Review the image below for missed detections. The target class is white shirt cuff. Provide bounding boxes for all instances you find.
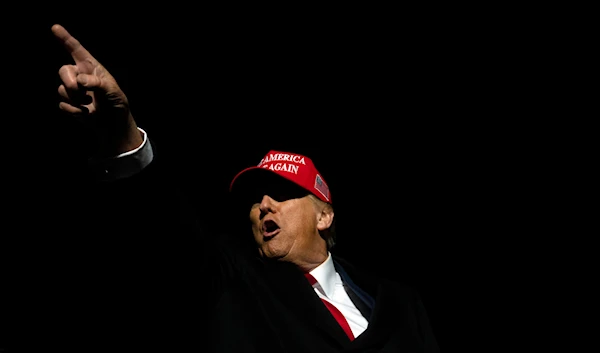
[88,127,154,181]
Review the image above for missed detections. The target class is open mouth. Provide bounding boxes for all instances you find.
[262,220,280,238]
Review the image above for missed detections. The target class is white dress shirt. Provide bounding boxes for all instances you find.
[307,252,369,338]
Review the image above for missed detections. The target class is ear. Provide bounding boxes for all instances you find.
[316,206,334,231]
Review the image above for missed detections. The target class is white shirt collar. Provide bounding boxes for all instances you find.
[307,252,338,298]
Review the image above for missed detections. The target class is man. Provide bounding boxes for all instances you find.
[49,23,439,353]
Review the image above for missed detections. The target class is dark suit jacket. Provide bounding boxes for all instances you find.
[207,239,440,352]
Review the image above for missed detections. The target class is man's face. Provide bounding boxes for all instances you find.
[247,181,328,266]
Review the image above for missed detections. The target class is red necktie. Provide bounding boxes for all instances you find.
[305,273,355,341]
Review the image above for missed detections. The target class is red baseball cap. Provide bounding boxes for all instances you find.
[229,150,332,203]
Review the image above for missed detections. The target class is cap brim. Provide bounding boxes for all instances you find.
[229,167,309,204]
[229,166,273,193]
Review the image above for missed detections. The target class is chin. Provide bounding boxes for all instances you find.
[260,246,288,261]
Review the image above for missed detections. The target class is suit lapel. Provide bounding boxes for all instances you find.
[261,260,354,347]
[334,259,375,320]
[332,256,406,349]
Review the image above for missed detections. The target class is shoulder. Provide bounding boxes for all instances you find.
[333,254,420,296]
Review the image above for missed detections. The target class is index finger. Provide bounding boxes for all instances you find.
[51,24,94,65]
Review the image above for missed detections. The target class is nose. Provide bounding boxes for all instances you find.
[259,195,277,216]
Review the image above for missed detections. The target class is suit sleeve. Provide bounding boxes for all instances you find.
[22,128,227,350]
[80,128,246,305]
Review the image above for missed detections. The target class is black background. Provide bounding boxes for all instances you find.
[4,7,579,351]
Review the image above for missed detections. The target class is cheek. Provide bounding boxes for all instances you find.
[250,221,259,233]
[248,207,259,226]
[288,210,318,234]
[249,210,262,240]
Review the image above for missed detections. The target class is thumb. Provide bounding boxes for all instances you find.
[76,73,122,98]
[75,72,128,110]
[76,73,103,90]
